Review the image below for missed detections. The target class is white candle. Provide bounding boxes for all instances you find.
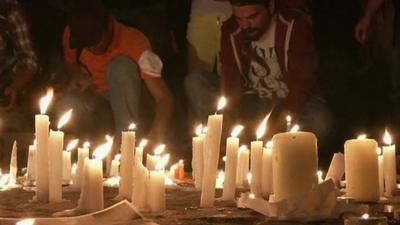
[109,154,121,177]
[192,124,205,189]
[132,159,149,211]
[378,148,384,196]
[222,125,243,200]
[325,152,345,185]
[250,114,270,197]
[135,139,148,165]
[345,135,380,202]
[35,89,53,202]
[8,141,17,186]
[383,130,396,196]
[48,130,64,203]
[27,143,36,181]
[119,123,136,200]
[200,97,225,208]
[215,170,224,189]
[146,144,165,170]
[261,141,273,197]
[62,139,78,183]
[78,137,113,213]
[74,142,90,188]
[236,145,250,187]
[272,127,318,202]
[148,154,169,212]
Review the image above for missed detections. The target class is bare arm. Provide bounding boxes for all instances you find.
[144,78,174,143]
[355,0,384,44]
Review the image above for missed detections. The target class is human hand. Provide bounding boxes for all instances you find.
[0,87,17,112]
[355,15,372,44]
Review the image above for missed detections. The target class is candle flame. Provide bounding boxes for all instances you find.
[222,156,227,162]
[249,193,256,199]
[155,154,170,170]
[154,144,165,155]
[218,170,225,180]
[165,177,174,185]
[286,115,292,123]
[179,159,184,164]
[66,139,79,152]
[231,125,244,138]
[39,88,53,114]
[33,139,37,146]
[83,141,90,148]
[256,112,271,139]
[139,139,148,148]
[317,170,324,183]
[265,141,273,149]
[71,163,77,175]
[128,123,136,131]
[216,97,227,112]
[105,135,113,142]
[357,134,367,140]
[202,126,208,134]
[383,129,392,145]
[290,124,300,132]
[16,219,35,225]
[57,109,72,130]
[92,137,113,160]
[247,173,252,185]
[239,145,248,153]
[195,124,203,136]
[376,147,382,155]
[361,213,370,220]
[114,153,121,161]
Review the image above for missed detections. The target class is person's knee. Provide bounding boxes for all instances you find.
[107,56,141,83]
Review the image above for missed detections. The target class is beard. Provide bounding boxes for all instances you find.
[243,28,263,41]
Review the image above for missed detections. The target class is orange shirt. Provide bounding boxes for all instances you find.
[63,19,161,92]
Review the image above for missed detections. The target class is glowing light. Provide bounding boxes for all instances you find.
[265,141,273,149]
[290,124,300,132]
[16,219,35,225]
[383,130,393,145]
[216,97,227,112]
[376,147,382,155]
[83,141,90,148]
[154,144,166,155]
[357,134,367,140]
[165,177,175,185]
[361,214,370,220]
[249,193,256,199]
[33,139,37,146]
[216,170,225,189]
[139,139,148,148]
[71,163,77,175]
[202,126,208,134]
[128,123,136,131]
[92,137,113,160]
[66,139,79,152]
[222,156,227,162]
[57,109,72,130]
[247,173,252,185]
[195,124,203,136]
[317,170,324,184]
[286,115,292,123]
[0,174,10,187]
[155,154,170,170]
[239,145,248,152]
[114,154,121,161]
[256,112,271,139]
[231,125,244,138]
[39,88,53,114]
[104,176,120,187]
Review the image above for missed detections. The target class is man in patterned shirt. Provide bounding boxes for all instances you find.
[0,0,39,129]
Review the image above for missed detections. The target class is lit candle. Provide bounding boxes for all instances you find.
[175,159,185,180]
[73,142,90,188]
[200,97,225,208]
[192,124,205,189]
[317,170,324,184]
[132,158,149,211]
[251,113,270,197]
[325,152,345,185]
[119,123,136,200]
[344,213,388,225]
[9,141,17,186]
[345,134,380,202]
[149,154,169,212]
[383,130,396,196]
[146,144,165,170]
[78,136,113,213]
[286,115,292,132]
[49,109,71,203]
[135,139,148,164]
[261,141,273,197]
[236,145,250,187]
[63,139,79,183]
[109,154,121,177]
[222,125,243,200]
[377,148,384,196]
[35,89,53,202]
[26,140,36,181]
[272,125,318,201]
[216,170,225,189]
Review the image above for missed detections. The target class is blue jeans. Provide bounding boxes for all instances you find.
[55,56,142,136]
[184,69,335,154]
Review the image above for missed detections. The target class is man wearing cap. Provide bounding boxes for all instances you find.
[60,0,173,143]
[186,0,333,152]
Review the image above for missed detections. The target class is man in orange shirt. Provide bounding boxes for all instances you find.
[58,0,173,144]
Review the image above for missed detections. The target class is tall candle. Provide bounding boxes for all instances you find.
[325,152,345,185]
[27,143,36,181]
[63,139,78,184]
[236,145,250,187]
[135,139,148,165]
[261,141,273,197]
[48,130,64,203]
[148,154,169,212]
[377,148,384,196]
[250,114,270,197]
[222,125,243,200]
[74,142,90,188]
[109,154,121,177]
[192,125,205,189]
[35,89,53,202]
[146,144,165,170]
[200,97,225,208]
[345,135,380,202]
[119,123,136,200]
[78,137,113,213]
[272,128,318,202]
[9,141,17,185]
[383,130,396,196]
[132,159,149,210]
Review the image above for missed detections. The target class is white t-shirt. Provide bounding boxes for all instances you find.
[190,0,231,17]
[246,18,289,99]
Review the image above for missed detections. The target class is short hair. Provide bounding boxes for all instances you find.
[229,0,270,6]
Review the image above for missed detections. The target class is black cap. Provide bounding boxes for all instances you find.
[66,0,110,49]
[230,0,270,6]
